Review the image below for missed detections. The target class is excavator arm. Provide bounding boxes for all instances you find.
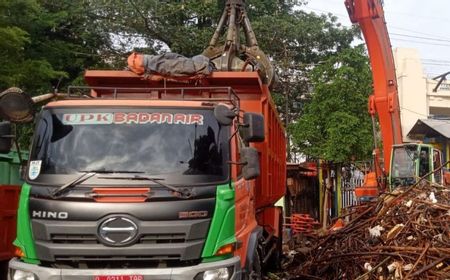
[202,0,275,87]
[345,0,403,168]
[345,0,403,193]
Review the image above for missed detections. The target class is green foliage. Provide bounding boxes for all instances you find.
[0,0,113,147]
[89,0,220,57]
[0,0,61,92]
[88,1,360,161]
[291,45,373,162]
[0,0,370,162]
[0,0,112,93]
[89,1,315,58]
[249,9,359,159]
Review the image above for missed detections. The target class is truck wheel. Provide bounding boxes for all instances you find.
[246,249,262,280]
[266,210,283,271]
[265,238,282,271]
[0,260,8,280]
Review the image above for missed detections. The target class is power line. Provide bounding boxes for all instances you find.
[400,108,450,127]
[301,6,348,18]
[400,107,428,118]
[389,26,450,41]
[390,37,450,48]
[385,10,450,24]
[303,5,450,42]
[423,58,450,64]
[422,62,450,67]
[301,4,450,66]
[390,33,450,43]
[303,7,450,44]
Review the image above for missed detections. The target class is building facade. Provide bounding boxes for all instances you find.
[393,48,450,161]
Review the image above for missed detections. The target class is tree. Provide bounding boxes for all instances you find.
[0,0,63,92]
[0,0,113,93]
[0,0,114,147]
[291,45,373,163]
[253,11,358,159]
[88,1,359,160]
[1,0,367,156]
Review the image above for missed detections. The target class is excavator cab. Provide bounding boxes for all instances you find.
[389,143,443,189]
[357,143,444,202]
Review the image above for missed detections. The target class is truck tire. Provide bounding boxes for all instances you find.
[266,210,283,271]
[246,249,262,280]
[0,260,8,280]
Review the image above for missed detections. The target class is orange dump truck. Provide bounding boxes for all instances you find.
[3,70,286,280]
[2,1,286,278]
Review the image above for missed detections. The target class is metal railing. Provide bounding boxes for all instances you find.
[66,85,240,110]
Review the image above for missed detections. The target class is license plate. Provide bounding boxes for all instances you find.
[93,276,144,280]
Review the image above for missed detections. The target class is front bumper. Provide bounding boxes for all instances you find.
[9,257,242,280]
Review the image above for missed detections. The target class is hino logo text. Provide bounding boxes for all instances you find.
[32,211,69,219]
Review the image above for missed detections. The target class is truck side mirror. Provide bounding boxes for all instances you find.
[0,87,34,123]
[0,121,13,153]
[241,147,260,180]
[214,104,235,126]
[241,113,265,143]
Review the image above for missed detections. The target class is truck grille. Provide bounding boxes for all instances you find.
[51,233,187,244]
[32,218,211,264]
[54,254,181,261]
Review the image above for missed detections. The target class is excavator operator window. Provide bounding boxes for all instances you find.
[391,145,417,187]
[433,150,442,184]
[418,146,431,179]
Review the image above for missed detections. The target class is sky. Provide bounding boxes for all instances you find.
[301,0,450,77]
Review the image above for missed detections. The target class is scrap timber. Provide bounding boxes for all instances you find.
[284,179,450,280]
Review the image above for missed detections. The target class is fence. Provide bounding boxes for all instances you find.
[340,163,369,210]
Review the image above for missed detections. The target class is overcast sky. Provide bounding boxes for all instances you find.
[301,0,450,77]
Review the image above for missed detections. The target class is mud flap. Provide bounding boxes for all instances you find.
[245,226,263,273]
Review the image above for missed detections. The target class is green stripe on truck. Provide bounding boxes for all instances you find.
[13,183,39,264]
[201,183,236,262]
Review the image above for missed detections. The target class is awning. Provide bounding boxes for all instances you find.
[408,119,450,139]
[287,162,317,177]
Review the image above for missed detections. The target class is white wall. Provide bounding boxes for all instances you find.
[393,48,450,141]
[393,48,428,142]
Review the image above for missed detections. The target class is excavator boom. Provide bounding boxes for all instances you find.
[345,0,403,174]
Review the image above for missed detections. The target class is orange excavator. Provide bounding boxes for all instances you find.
[345,0,445,201]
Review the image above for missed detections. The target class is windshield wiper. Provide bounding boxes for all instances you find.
[51,172,97,198]
[50,170,144,198]
[79,169,145,174]
[97,174,192,199]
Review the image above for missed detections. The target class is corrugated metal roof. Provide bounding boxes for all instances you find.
[408,119,450,139]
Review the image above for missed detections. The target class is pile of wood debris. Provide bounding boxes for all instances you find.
[281,181,450,280]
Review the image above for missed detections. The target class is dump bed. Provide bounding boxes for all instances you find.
[80,70,286,209]
[0,151,25,261]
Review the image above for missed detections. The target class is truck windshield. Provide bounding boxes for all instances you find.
[29,108,229,185]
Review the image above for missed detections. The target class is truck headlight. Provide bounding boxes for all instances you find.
[11,269,37,280]
[194,267,233,280]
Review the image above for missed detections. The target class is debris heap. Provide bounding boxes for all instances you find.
[289,182,450,280]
